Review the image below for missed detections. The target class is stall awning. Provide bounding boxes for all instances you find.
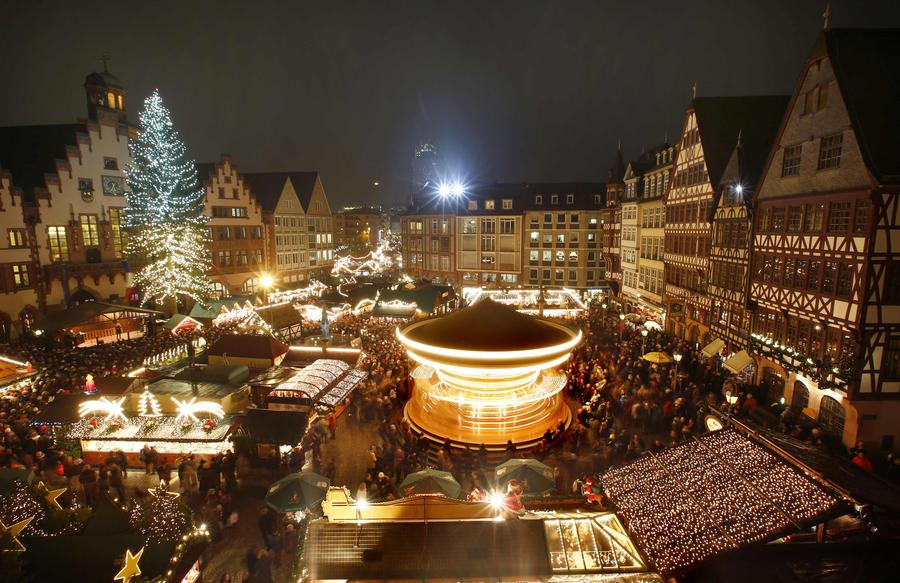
[724,350,753,374]
[701,338,725,357]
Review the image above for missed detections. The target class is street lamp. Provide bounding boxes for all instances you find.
[619,313,625,341]
[673,352,682,391]
[725,389,739,421]
[640,328,649,355]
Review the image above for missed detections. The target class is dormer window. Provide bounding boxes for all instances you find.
[551,194,559,205]
[535,195,543,204]
[594,194,601,205]
[502,199,513,210]
[467,200,478,210]
[485,200,495,210]
[566,194,574,204]
[107,92,117,109]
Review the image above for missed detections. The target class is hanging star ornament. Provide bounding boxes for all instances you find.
[37,482,67,510]
[114,546,144,583]
[0,515,34,552]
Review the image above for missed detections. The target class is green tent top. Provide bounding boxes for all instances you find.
[378,283,455,314]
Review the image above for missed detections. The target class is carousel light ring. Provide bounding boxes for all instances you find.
[172,397,225,422]
[397,298,581,447]
[78,397,127,420]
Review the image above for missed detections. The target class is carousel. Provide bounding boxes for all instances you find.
[397,298,581,448]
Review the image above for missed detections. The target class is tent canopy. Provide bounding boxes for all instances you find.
[724,350,754,374]
[701,338,725,357]
[35,302,163,336]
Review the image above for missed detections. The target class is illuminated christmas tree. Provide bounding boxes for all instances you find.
[128,487,191,543]
[125,89,211,313]
[137,390,162,417]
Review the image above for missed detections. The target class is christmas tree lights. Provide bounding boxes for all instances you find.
[125,90,211,310]
[128,485,192,543]
[137,389,162,417]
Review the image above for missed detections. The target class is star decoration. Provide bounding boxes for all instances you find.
[42,484,67,510]
[149,485,180,499]
[114,546,144,583]
[0,515,34,552]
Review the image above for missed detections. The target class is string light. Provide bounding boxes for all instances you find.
[124,89,212,308]
[137,390,162,417]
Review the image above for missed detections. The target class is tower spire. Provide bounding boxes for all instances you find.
[101,54,111,72]
[823,3,831,30]
[692,82,697,100]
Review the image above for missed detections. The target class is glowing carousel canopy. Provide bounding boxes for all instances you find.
[397,298,581,447]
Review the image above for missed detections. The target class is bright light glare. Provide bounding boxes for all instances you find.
[260,274,274,289]
[489,492,505,508]
[735,184,743,194]
[451,182,464,196]
[438,184,451,197]
[356,498,369,510]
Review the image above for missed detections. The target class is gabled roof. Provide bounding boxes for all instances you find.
[607,146,626,184]
[0,123,83,201]
[243,171,319,212]
[717,108,785,199]
[825,28,900,184]
[692,96,789,190]
[34,302,163,336]
[206,334,289,360]
[194,162,216,185]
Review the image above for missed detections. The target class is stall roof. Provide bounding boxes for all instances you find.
[247,366,303,388]
[701,338,725,358]
[94,376,140,395]
[723,350,753,373]
[35,302,163,336]
[206,334,289,360]
[602,429,845,576]
[144,379,242,400]
[188,295,257,320]
[163,313,203,332]
[306,518,551,581]
[171,364,250,385]
[23,535,175,583]
[239,408,309,445]
[31,394,84,424]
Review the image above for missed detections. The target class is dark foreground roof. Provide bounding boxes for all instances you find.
[206,334,289,360]
[826,28,900,184]
[401,298,576,351]
[238,408,309,445]
[307,519,551,580]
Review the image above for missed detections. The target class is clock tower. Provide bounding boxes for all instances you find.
[84,57,128,125]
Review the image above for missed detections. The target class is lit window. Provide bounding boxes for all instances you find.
[11,264,30,288]
[818,133,843,170]
[7,229,26,248]
[107,92,116,109]
[485,200,495,210]
[80,215,99,246]
[47,226,69,262]
[502,199,513,209]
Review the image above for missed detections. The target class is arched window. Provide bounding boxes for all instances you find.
[763,368,785,406]
[818,396,845,436]
[242,278,258,294]
[116,94,124,110]
[107,91,116,109]
[790,381,809,413]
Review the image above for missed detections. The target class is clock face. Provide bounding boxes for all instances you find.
[102,175,125,196]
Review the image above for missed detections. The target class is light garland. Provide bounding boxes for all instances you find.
[128,486,191,543]
[172,397,225,422]
[602,429,842,575]
[124,89,212,308]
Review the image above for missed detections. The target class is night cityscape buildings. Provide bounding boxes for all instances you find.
[1,3,899,583]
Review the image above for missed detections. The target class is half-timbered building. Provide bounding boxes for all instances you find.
[664,96,789,346]
[602,147,625,300]
[750,29,900,449]
[708,102,787,359]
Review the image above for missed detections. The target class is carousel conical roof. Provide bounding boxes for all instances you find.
[400,298,575,352]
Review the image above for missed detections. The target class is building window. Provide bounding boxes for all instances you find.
[108,208,127,258]
[530,231,539,242]
[529,250,539,261]
[481,254,496,265]
[500,219,515,234]
[217,250,232,266]
[566,194,574,204]
[47,226,69,262]
[467,200,477,210]
[218,187,225,199]
[463,219,477,234]
[485,200,495,210]
[828,201,851,233]
[805,203,824,232]
[481,219,495,234]
[885,336,900,380]
[817,133,843,170]
[787,206,802,232]
[80,215,99,246]
[781,145,802,177]
[818,396,844,437]
[103,157,118,170]
[7,229,26,248]
[551,195,559,205]
[251,226,263,239]
[502,199,513,210]
[11,264,30,288]
[535,195,543,204]
[594,194,601,205]
[854,200,870,234]
[481,235,496,252]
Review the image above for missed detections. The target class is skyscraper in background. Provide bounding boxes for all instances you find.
[410,142,441,206]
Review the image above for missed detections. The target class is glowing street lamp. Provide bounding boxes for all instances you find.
[641,328,649,355]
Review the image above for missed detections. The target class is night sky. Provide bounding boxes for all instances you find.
[2,0,899,207]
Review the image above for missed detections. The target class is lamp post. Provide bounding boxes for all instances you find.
[640,329,648,355]
[260,274,275,335]
[601,302,608,324]
[725,389,739,422]
[673,352,682,392]
[619,314,625,341]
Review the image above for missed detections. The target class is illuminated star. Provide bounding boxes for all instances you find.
[114,546,144,583]
[0,515,34,552]
[149,485,180,499]
[45,486,67,510]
